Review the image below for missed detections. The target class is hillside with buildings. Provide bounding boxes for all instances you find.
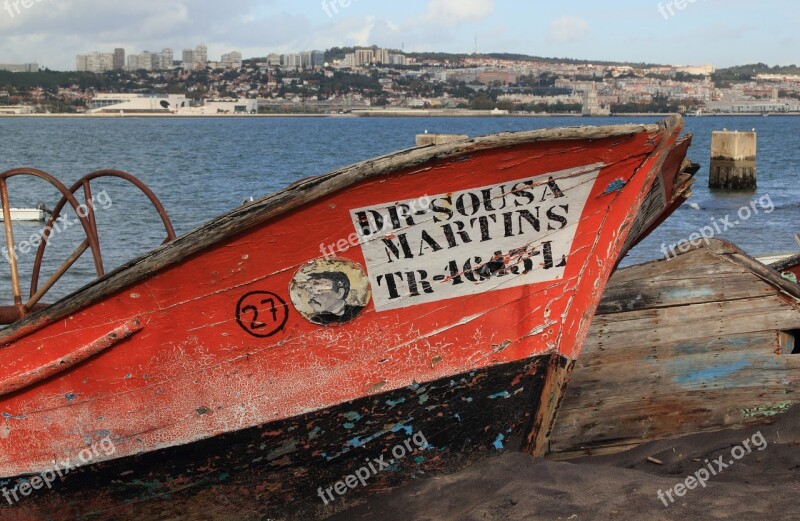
[1,46,799,115]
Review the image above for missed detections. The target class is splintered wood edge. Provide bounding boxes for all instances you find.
[704,239,800,302]
[0,116,680,345]
[628,237,800,304]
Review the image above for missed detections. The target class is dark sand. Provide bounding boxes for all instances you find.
[329,407,800,520]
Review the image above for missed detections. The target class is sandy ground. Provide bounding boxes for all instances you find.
[328,407,800,521]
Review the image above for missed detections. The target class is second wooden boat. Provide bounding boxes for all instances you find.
[549,238,800,458]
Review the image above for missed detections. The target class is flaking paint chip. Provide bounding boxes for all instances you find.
[367,381,387,393]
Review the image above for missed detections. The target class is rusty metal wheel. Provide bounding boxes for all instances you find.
[0,168,176,323]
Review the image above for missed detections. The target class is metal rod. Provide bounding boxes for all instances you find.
[0,178,24,316]
[81,179,104,276]
[26,239,89,310]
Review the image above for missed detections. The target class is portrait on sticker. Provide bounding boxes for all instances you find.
[289,259,371,325]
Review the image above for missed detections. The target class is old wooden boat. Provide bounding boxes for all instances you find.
[0,116,686,520]
[621,133,698,257]
[771,251,800,282]
[548,238,800,459]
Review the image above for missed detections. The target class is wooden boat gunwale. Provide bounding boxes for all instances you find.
[613,238,800,308]
[715,241,800,301]
[0,116,679,346]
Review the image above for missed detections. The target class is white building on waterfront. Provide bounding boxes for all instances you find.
[705,99,800,113]
[86,94,189,114]
[176,98,257,114]
[0,105,34,114]
[86,94,257,115]
[582,83,611,116]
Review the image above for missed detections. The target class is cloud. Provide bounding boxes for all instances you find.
[0,0,273,69]
[418,0,494,27]
[0,0,417,69]
[547,15,590,44]
[290,16,402,52]
[385,0,493,52]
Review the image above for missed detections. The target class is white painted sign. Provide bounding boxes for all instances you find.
[350,164,603,311]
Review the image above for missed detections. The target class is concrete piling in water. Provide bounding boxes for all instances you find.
[709,130,757,190]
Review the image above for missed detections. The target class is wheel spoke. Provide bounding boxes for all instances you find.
[26,239,90,310]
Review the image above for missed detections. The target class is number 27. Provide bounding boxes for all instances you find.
[242,299,278,330]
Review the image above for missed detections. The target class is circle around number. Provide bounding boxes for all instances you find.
[235,291,289,338]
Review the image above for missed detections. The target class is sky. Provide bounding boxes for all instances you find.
[0,0,797,71]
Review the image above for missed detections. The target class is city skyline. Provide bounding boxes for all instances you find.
[0,0,797,71]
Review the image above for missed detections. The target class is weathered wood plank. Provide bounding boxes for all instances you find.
[552,392,796,451]
[567,345,800,396]
[574,329,788,372]
[612,250,762,288]
[548,240,800,458]
[590,295,800,347]
[596,269,776,314]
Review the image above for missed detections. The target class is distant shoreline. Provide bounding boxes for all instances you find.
[1,111,798,119]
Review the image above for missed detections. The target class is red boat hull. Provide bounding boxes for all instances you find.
[0,118,684,519]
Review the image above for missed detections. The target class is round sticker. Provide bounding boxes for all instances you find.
[289,259,371,326]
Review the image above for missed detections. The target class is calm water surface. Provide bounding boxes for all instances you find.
[0,115,797,304]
